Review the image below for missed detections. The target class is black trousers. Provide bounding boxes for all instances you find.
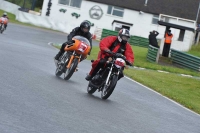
[4,24,8,29]
[162,43,171,57]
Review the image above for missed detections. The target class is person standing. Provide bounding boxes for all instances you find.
[148,30,159,48]
[162,30,173,57]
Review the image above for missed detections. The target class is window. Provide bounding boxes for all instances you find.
[122,25,130,30]
[178,29,185,41]
[152,15,170,24]
[58,0,82,8]
[115,27,121,31]
[107,6,124,17]
[152,15,159,24]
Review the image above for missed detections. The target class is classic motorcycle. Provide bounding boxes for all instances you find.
[0,17,8,34]
[55,36,91,80]
[87,51,132,100]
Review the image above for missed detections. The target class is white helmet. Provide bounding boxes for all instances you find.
[3,12,7,16]
[118,28,130,45]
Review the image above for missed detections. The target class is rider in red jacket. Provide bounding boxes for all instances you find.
[85,29,134,81]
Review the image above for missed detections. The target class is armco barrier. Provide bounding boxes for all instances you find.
[101,29,149,48]
[147,45,159,63]
[170,49,200,71]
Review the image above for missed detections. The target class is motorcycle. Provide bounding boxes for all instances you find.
[87,51,132,100]
[0,17,8,34]
[55,36,91,80]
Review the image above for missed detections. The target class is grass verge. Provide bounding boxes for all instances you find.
[124,69,200,114]
[187,44,200,57]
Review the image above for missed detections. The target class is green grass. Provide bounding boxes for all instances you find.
[124,69,200,114]
[187,44,200,57]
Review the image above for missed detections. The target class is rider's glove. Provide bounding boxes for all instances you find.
[104,50,113,54]
[66,40,75,45]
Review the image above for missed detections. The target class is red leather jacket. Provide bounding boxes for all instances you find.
[98,36,134,64]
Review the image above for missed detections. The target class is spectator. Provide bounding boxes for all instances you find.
[148,30,159,48]
[162,29,173,57]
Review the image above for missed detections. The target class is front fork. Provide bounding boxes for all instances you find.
[105,64,114,86]
[66,51,81,69]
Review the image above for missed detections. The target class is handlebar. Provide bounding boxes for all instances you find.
[104,50,133,66]
[66,40,75,47]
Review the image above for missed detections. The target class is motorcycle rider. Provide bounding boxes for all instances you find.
[85,28,134,81]
[1,12,9,30]
[54,21,92,63]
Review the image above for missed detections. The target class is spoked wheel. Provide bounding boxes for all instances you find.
[87,82,97,94]
[55,52,70,77]
[101,84,109,99]
[101,75,118,100]
[64,58,79,80]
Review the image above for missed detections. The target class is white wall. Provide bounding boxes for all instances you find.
[0,0,20,15]
[16,11,68,33]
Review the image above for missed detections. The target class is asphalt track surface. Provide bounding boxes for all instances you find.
[0,23,199,133]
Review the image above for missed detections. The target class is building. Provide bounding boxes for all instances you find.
[39,0,200,52]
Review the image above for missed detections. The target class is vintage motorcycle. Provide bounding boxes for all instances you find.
[87,51,132,99]
[55,36,91,80]
[0,17,8,34]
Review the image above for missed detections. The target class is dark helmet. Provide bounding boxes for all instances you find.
[80,21,90,34]
[118,28,130,45]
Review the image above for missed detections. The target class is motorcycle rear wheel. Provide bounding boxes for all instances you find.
[87,82,97,94]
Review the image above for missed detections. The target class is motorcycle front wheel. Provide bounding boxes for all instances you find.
[101,75,118,100]
[64,58,79,80]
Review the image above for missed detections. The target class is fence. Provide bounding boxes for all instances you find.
[146,45,159,63]
[170,49,200,71]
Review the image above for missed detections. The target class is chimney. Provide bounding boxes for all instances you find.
[144,0,148,6]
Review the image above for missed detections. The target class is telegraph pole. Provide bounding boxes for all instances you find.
[31,0,37,10]
[22,0,26,9]
[196,1,200,23]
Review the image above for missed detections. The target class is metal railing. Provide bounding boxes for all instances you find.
[147,45,159,63]
[170,49,200,71]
